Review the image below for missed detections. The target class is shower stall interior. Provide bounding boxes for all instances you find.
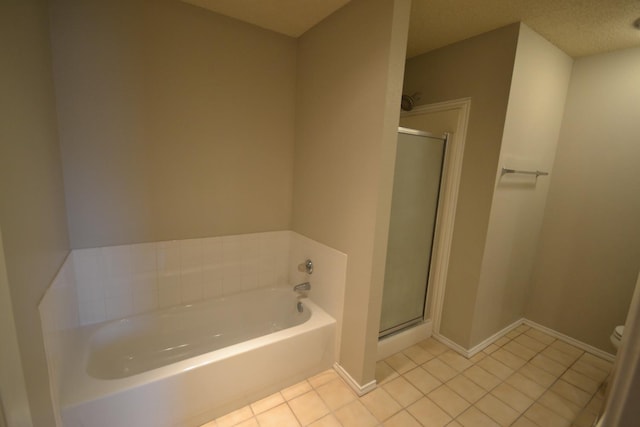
[379,127,446,338]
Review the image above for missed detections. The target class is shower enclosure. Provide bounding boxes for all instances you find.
[379,127,446,337]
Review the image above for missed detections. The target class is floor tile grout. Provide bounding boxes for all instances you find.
[202,322,610,427]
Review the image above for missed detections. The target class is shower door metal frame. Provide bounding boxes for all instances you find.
[379,128,448,339]
[391,98,471,347]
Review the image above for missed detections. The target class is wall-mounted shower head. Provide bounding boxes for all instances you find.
[401,92,421,111]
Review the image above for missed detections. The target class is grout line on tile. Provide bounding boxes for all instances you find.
[203,326,611,427]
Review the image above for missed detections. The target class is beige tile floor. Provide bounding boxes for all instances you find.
[200,324,611,427]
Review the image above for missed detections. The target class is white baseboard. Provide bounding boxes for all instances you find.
[431,332,473,358]
[433,318,525,358]
[523,319,615,362]
[377,320,432,361]
[432,317,615,363]
[333,363,376,396]
[467,318,526,357]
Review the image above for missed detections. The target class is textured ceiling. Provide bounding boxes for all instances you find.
[407,0,640,58]
[181,0,640,58]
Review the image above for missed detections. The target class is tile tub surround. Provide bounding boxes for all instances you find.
[39,255,80,426]
[38,228,346,334]
[289,232,348,358]
[203,325,611,427]
[73,231,291,325]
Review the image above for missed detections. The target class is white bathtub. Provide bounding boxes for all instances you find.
[59,287,336,427]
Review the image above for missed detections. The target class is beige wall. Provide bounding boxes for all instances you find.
[526,47,640,351]
[0,1,71,426]
[403,25,519,347]
[0,230,32,427]
[470,24,573,346]
[293,0,411,385]
[50,0,297,249]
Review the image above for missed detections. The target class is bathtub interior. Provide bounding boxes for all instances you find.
[86,288,312,380]
[60,295,335,427]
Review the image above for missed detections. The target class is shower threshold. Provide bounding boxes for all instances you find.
[379,317,424,340]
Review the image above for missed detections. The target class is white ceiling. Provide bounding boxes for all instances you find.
[181,0,640,58]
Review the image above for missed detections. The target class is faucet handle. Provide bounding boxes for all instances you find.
[305,259,313,274]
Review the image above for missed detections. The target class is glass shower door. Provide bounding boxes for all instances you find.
[379,127,446,337]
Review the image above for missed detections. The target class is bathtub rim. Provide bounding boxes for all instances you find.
[59,289,335,410]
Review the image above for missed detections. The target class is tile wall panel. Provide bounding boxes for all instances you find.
[72,231,291,325]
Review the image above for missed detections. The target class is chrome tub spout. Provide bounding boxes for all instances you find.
[293,282,311,292]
